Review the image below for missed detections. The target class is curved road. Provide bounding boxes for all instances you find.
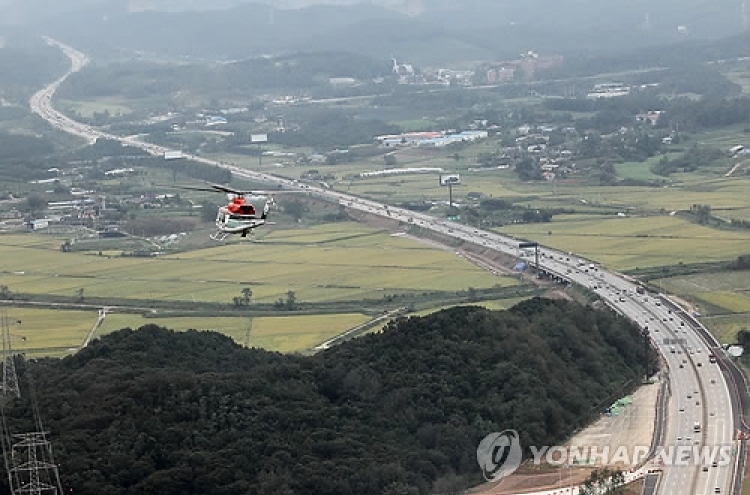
[32,38,743,495]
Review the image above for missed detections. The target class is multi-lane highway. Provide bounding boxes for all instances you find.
[33,38,743,495]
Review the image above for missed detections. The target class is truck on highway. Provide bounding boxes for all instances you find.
[636,286,646,295]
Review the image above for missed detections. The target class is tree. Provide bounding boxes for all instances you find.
[515,156,542,181]
[242,287,253,305]
[0,285,11,300]
[76,288,84,303]
[24,194,47,218]
[690,204,712,224]
[384,153,397,167]
[578,468,625,495]
[285,290,297,310]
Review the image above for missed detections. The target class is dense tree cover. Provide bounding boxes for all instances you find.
[6,299,653,495]
[651,146,725,176]
[57,52,391,102]
[737,329,750,348]
[548,94,750,134]
[660,97,750,130]
[56,62,221,101]
[150,157,232,184]
[727,254,750,271]
[373,89,488,117]
[0,132,54,161]
[465,199,560,227]
[270,111,399,149]
[643,64,741,99]
[540,34,749,83]
[515,156,543,181]
[37,0,746,64]
[0,33,69,101]
[226,52,392,90]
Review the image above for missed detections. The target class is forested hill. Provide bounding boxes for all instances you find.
[9,298,652,495]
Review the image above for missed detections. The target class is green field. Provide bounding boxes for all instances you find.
[653,270,750,343]
[0,307,97,353]
[701,314,750,344]
[0,223,522,355]
[1,306,374,354]
[98,312,371,352]
[0,223,514,305]
[614,154,676,181]
[208,129,750,221]
[692,124,750,149]
[499,215,750,270]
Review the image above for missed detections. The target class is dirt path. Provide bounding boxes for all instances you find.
[469,380,660,494]
[566,379,660,468]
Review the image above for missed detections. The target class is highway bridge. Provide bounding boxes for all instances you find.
[31,38,747,495]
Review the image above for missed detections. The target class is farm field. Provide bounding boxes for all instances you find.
[0,223,513,304]
[209,133,750,220]
[97,312,371,353]
[654,271,750,314]
[0,307,96,354]
[653,270,750,343]
[701,314,750,344]
[498,215,750,270]
[614,154,676,181]
[692,123,750,149]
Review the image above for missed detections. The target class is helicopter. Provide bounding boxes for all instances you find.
[172,184,285,241]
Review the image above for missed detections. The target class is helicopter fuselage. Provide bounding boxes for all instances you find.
[216,207,265,233]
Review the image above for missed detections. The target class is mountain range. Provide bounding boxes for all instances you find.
[0,0,747,64]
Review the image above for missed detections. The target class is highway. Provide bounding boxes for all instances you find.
[32,38,743,495]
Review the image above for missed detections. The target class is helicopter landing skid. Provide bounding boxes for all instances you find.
[210,231,229,242]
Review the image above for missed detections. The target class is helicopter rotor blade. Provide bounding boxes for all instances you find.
[160,184,223,193]
[161,183,308,196]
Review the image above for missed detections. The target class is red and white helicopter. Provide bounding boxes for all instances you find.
[175,184,285,241]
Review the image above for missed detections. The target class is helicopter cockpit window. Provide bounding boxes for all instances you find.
[239,204,255,215]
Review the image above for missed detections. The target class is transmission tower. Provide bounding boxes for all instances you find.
[2,359,65,495]
[0,310,20,399]
[9,432,63,495]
